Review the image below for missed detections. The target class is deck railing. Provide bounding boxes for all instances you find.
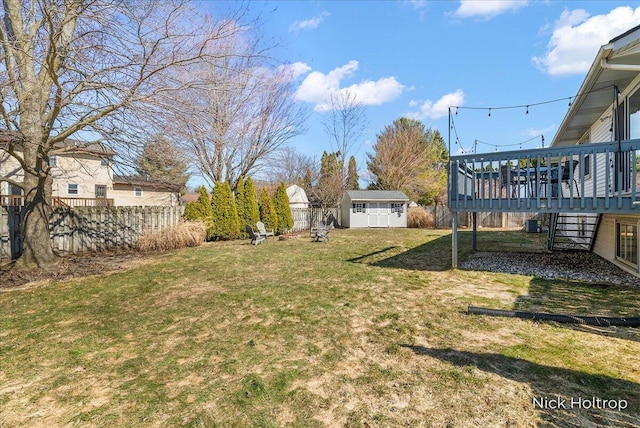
[53,197,114,207]
[449,139,640,214]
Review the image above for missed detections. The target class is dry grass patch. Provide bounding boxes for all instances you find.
[1,228,640,426]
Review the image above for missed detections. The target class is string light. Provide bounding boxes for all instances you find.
[451,85,612,115]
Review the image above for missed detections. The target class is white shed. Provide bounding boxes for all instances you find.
[286,184,309,208]
[341,190,410,228]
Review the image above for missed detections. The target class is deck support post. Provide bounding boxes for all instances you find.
[452,211,458,268]
[472,212,477,251]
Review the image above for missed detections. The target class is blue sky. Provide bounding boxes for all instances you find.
[207,1,640,184]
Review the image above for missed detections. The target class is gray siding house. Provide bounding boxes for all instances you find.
[341,190,410,228]
[449,24,640,277]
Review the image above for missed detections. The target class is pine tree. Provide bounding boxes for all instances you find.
[258,188,278,233]
[211,181,240,240]
[235,176,249,237]
[273,182,294,234]
[346,156,359,190]
[244,177,261,226]
[183,186,215,239]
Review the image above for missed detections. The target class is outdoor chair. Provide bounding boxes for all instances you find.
[313,221,333,242]
[256,221,274,239]
[246,225,266,245]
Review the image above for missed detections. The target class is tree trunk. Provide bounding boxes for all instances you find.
[18,172,56,267]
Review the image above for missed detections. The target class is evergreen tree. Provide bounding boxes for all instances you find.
[235,176,261,237]
[346,156,359,190]
[136,136,190,190]
[258,188,278,233]
[244,177,261,226]
[273,182,293,234]
[211,181,240,240]
[183,186,215,239]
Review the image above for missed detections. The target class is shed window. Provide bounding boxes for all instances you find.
[391,203,404,213]
[49,155,57,167]
[352,203,365,213]
[134,187,142,197]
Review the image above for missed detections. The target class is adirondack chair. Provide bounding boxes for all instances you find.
[246,225,265,245]
[256,221,274,239]
[313,220,333,242]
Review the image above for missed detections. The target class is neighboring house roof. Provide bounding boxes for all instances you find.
[113,175,181,192]
[180,192,200,203]
[0,132,116,157]
[345,190,410,201]
[552,25,640,147]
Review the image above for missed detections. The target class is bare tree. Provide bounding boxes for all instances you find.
[265,147,315,185]
[321,91,367,169]
[0,0,246,266]
[165,31,308,191]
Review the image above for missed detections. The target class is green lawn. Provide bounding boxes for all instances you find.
[1,228,640,427]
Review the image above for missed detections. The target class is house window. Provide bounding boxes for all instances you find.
[616,220,638,267]
[95,185,107,198]
[578,133,590,177]
[49,155,57,167]
[100,157,109,167]
[67,183,79,195]
[391,203,404,213]
[134,187,142,197]
[352,203,365,213]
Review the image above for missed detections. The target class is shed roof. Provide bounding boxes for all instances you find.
[345,190,410,201]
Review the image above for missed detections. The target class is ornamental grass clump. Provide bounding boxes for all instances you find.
[136,221,206,252]
[407,207,434,228]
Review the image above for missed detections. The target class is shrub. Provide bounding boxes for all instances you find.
[236,176,260,237]
[258,188,278,233]
[211,181,240,240]
[273,182,293,234]
[408,207,434,228]
[183,186,215,239]
[136,221,206,252]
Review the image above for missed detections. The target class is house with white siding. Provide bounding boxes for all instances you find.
[449,24,640,277]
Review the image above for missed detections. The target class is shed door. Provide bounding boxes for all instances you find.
[368,203,390,227]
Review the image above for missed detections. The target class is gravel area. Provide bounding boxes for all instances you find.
[461,251,640,287]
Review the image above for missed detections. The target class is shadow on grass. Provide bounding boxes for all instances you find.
[401,345,640,428]
[363,230,541,272]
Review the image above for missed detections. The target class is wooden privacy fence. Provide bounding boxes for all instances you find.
[1,205,183,261]
[421,204,533,228]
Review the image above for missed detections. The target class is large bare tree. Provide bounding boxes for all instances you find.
[165,31,308,191]
[0,0,243,266]
[321,90,367,170]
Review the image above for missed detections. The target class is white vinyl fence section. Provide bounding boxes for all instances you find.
[1,205,183,261]
[290,207,341,232]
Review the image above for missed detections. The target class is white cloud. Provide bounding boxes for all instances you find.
[406,0,427,10]
[295,61,405,111]
[453,0,528,19]
[525,125,556,139]
[278,62,312,79]
[289,11,330,32]
[408,90,465,120]
[533,6,640,76]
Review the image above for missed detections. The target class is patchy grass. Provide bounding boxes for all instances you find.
[1,228,640,427]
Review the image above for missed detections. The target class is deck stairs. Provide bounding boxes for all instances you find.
[547,213,600,251]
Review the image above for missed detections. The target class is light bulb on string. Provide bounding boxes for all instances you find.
[526,105,529,115]
[456,107,459,115]
[488,108,491,117]
[568,97,572,108]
